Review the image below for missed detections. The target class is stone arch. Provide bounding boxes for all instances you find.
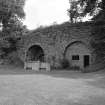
[64,41,92,69]
[26,45,45,62]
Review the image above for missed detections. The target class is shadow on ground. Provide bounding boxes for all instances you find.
[0,64,105,79]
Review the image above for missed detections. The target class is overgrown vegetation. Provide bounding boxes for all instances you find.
[91,22,105,62]
[0,0,27,64]
[68,0,104,22]
[60,59,70,69]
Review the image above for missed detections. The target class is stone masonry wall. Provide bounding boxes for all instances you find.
[18,22,94,69]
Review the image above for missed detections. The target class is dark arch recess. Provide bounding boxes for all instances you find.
[26,45,44,62]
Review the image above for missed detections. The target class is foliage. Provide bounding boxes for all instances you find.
[0,0,25,30]
[68,0,104,22]
[0,0,26,59]
[91,23,105,61]
[68,0,84,23]
[78,0,104,21]
[60,59,70,69]
[0,0,26,38]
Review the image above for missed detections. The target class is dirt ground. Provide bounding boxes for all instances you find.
[0,65,105,105]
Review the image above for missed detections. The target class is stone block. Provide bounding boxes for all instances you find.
[24,61,40,71]
[40,62,51,71]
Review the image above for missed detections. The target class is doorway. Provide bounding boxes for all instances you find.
[84,55,90,68]
[26,45,44,62]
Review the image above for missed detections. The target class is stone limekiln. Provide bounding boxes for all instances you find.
[17,22,105,72]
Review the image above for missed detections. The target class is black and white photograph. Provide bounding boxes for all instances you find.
[0,0,105,105]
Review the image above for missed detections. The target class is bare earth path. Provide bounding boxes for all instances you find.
[0,65,105,105]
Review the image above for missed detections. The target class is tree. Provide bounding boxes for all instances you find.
[68,0,103,22]
[0,0,26,59]
[78,0,104,21]
[68,0,79,23]
[0,0,25,31]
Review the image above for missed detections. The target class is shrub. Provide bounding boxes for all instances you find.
[70,66,80,71]
[60,59,70,69]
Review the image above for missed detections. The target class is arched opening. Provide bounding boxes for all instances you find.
[26,45,44,62]
[64,41,85,56]
[64,41,91,69]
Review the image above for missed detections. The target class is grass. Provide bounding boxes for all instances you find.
[0,65,105,105]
